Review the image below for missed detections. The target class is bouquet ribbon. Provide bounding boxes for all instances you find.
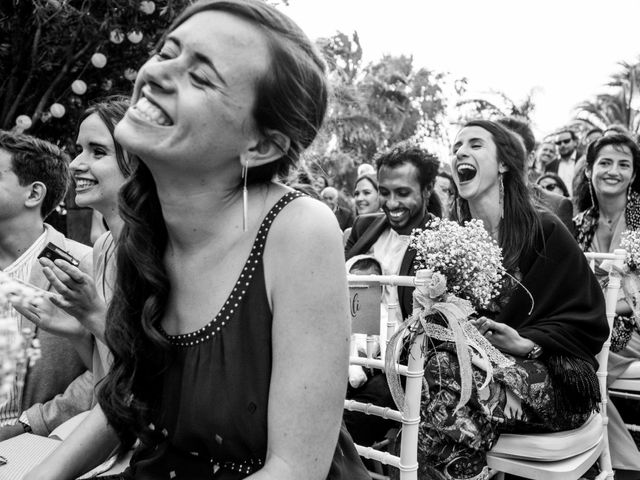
[385,285,514,415]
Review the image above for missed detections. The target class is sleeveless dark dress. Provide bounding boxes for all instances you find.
[120,192,370,480]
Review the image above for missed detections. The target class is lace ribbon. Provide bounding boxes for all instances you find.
[385,278,514,415]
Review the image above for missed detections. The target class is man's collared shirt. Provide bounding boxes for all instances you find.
[0,230,47,425]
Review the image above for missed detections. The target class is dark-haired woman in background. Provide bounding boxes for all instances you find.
[25,1,368,479]
[353,173,380,216]
[416,120,606,480]
[14,97,134,435]
[536,172,570,198]
[573,133,640,476]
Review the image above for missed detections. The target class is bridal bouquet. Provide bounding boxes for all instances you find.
[386,218,509,412]
[620,230,640,326]
[0,272,43,402]
[410,218,505,308]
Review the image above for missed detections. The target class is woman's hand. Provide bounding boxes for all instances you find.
[470,316,534,357]
[12,295,89,341]
[39,257,107,341]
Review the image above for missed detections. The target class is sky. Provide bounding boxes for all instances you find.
[281,0,640,140]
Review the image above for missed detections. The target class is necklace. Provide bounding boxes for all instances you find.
[599,211,624,232]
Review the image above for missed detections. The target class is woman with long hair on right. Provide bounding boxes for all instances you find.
[413,120,607,480]
[25,1,368,479]
[573,133,640,478]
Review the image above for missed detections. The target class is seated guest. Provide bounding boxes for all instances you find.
[497,117,574,233]
[346,142,441,319]
[0,130,93,439]
[533,140,557,181]
[536,172,570,197]
[417,120,607,479]
[353,173,380,217]
[17,97,134,396]
[343,142,440,446]
[322,186,355,230]
[573,133,640,476]
[25,1,369,479]
[343,174,381,244]
[434,170,457,220]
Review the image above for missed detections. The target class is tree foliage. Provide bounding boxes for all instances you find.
[455,88,538,124]
[309,31,461,191]
[573,60,640,134]
[0,0,193,148]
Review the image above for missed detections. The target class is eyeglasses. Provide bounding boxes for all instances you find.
[542,183,558,191]
[555,138,573,146]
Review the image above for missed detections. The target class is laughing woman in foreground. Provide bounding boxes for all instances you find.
[25,1,368,479]
[417,120,608,480]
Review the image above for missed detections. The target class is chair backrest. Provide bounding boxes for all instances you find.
[584,248,625,478]
[345,271,429,480]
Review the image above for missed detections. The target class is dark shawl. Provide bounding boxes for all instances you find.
[495,212,608,367]
[492,213,608,415]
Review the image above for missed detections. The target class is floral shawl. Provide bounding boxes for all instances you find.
[574,190,640,251]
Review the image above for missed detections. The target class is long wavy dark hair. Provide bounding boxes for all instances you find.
[574,133,640,213]
[454,119,543,272]
[97,0,329,448]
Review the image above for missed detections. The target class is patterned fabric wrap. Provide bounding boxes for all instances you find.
[417,344,592,479]
[574,190,640,251]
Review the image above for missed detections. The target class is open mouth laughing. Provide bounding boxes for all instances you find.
[75,178,97,190]
[132,96,174,126]
[456,164,477,183]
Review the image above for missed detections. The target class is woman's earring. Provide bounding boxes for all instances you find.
[242,160,249,232]
[589,181,596,210]
[498,173,504,219]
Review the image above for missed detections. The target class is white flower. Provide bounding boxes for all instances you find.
[410,218,505,308]
[621,230,640,271]
[427,272,447,299]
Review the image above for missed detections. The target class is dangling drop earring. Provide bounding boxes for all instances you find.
[498,173,504,219]
[589,181,596,211]
[242,160,249,232]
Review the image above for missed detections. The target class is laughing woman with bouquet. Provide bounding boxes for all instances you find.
[412,120,608,480]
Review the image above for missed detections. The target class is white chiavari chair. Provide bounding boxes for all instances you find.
[344,271,429,480]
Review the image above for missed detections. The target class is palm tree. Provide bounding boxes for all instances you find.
[455,88,538,123]
[573,61,640,134]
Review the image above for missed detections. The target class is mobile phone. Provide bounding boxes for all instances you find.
[38,242,80,267]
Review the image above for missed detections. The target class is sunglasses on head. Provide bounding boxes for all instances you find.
[555,138,572,146]
[542,183,558,191]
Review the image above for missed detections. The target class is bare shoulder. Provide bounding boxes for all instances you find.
[267,193,342,251]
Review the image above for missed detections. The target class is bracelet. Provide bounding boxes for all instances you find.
[527,343,543,360]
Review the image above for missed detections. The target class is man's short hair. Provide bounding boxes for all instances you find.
[374,142,440,191]
[0,130,70,218]
[497,117,536,156]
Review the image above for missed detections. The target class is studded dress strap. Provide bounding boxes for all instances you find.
[161,190,304,347]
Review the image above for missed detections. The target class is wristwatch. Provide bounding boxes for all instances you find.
[18,411,32,433]
[527,342,543,360]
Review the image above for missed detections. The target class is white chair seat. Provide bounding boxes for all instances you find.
[609,360,640,391]
[489,413,603,462]
[617,360,640,380]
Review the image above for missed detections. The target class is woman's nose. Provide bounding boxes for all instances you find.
[139,58,176,93]
[69,153,87,172]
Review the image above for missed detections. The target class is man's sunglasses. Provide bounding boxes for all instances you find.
[542,183,558,191]
[555,138,573,146]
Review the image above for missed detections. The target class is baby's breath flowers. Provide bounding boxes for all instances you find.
[621,230,640,271]
[0,271,43,402]
[410,218,505,309]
